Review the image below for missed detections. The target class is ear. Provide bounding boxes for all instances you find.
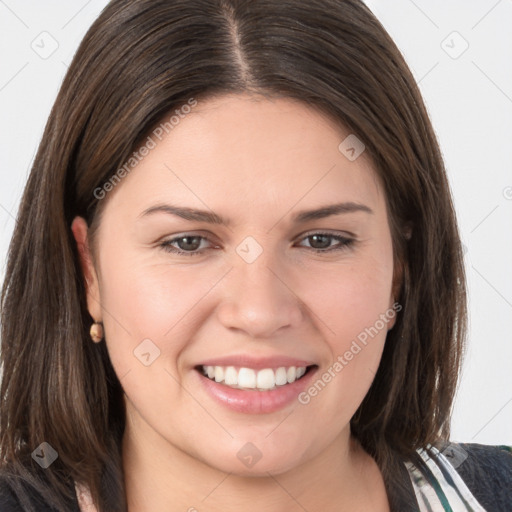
[71,216,102,322]
[387,258,404,330]
[387,223,411,330]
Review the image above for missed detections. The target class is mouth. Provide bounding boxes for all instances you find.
[194,364,318,391]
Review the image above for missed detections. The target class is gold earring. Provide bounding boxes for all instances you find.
[90,322,104,342]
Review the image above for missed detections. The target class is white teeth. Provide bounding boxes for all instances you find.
[224,366,238,385]
[296,367,306,379]
[238,368,256,388]
[256,368,275,390]
[214,366,224,382]
[275,367,288,386]
[201,365,310,390]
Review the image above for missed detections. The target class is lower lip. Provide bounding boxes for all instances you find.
[194,366,318,414]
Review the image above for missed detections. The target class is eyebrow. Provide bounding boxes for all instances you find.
[138,201,373,226]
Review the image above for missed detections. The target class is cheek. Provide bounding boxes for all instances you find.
[302,255,394,345]
[97,249,228,370]
[295,255,394,413]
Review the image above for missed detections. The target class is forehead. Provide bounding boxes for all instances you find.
[102,93,385,224]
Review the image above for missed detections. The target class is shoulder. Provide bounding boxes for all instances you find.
[0,469,80,512]
[0,471,42,512]
[0,474,23,511]
[438,441,512,510]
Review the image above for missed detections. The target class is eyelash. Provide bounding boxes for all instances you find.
[159,232,355,257]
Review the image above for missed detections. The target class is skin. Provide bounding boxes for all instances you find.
[72,93,399,512]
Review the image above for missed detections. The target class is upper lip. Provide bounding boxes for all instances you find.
[195,355,317,370]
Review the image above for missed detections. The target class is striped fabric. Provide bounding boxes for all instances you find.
[405,445,486,511]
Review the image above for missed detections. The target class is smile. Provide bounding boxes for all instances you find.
[194,363,319,414]
[199,365,312,391]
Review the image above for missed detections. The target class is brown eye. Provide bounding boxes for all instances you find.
[297,232,355,253]
[174,235,203,251]
[307,234,332,250]
[160,234,211,256]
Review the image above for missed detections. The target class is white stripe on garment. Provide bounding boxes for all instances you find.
[405,445,487,512]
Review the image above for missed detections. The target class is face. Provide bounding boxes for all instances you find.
[72,93,398,476]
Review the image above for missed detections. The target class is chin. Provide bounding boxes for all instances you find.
[200,442,307,477]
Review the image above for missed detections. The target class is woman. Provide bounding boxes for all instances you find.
[0,0,510,511]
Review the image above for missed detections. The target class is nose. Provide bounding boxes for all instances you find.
[216,250,305,339]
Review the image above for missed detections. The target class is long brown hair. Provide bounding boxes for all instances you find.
[0,0,467,510]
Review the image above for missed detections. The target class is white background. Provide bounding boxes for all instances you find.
[0,1,511,444]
